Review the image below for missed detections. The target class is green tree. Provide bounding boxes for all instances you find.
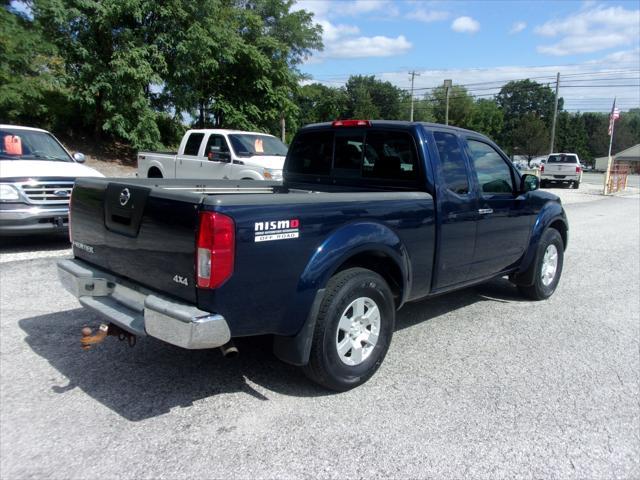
[295,83,348,125]
[511,113,549,160]
[345,75,405,119]
[428,85,474,127]
[161,0,322,133]
[35,0,167,149]
[467,99,503,139]
[0,3,69,128]
[496,79,561,156]
[555,111,589,160]
[582,112,609,160]
[613,109,640,154]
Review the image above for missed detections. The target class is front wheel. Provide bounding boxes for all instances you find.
[302,268,395,391]
[518,228,564,300]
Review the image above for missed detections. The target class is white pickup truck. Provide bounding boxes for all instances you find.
[137,129,288,181]
[540,153,583,189]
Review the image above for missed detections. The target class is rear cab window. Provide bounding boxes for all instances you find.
[432,131,470,195]
[286,128,421,188]
[547,154,578,164]
[183,133,205,156]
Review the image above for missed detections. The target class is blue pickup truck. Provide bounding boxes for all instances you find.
[58,120,568,391]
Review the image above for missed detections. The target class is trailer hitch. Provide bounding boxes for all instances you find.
[81,323,136,350]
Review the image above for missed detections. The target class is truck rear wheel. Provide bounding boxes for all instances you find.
[302,268,395,391]
[518,228,564,300]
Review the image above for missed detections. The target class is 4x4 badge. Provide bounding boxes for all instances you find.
[119,188,131,206]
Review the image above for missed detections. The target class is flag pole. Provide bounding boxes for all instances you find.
[604,98,617,195]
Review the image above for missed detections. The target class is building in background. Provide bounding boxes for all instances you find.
[595,145,640,173]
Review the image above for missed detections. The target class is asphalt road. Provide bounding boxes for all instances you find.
[1,191,638,479]
[581,172,640,189]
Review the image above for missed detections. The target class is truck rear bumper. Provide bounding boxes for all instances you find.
[57,258,231,349]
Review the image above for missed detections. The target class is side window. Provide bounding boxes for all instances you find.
[205,135,229,153]
[183,133,204,156]
[363,131,418,181]
[334,133,364,172]
[433,131,469,195]
[287,131,333,176]
[467,140,514,194]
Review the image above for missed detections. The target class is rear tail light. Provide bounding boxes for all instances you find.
[540,164,544,173]
[576,166,581,173]
[196,212,235,289]
[332,120,371,128]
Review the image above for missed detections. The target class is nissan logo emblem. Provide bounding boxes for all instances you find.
[119,188,131,206]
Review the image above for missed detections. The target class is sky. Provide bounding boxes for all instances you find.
[293,0,640,112]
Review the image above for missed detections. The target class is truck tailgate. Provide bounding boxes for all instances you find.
[70,178,201,303]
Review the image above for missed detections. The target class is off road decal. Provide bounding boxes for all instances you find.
[254,219,299,242]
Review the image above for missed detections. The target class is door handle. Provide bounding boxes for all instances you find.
[478,208,493,215]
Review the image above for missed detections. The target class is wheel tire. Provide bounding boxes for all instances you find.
[302,267,395,391]
[518,228,564,301]
[540,180,547,188]
[574,180,580,189]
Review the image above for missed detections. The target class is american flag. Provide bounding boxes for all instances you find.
[608,99,620,136]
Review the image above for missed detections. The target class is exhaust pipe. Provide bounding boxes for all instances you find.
[219,340,239,358]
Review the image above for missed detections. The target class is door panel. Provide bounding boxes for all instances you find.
[465,139,532,278]
[431,131,479,289]
[202,134,232,179]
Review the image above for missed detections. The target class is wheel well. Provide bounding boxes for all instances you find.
[148,167,163,178]
[549,220,567,250]
[334,251,403,306]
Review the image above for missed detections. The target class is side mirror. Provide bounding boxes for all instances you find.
[73,152,86,163]
[208,146,231,163]
[521,173,539,192]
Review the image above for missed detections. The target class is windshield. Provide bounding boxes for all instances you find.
[228,134,288,157]
[547,154,578,164]
[0,128,72,162]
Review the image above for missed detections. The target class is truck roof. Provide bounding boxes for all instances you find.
[0,124,49,133]
[298,120,488,138]
[185,128,276,137]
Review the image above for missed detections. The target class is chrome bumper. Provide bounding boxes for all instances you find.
[57,258,231,349]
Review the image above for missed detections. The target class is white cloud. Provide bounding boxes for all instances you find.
[451,16,480,34]
[509,21,527,34]
[535,4,640,56]
[295,1,412,62]
[325,35,412,59]
[406,8,450,23]
[318,20,360,43]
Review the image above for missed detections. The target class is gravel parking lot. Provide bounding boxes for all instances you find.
[1,187,638,479]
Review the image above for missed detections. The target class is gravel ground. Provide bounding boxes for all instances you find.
[0,190,638,479]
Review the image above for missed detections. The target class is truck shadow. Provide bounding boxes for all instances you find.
[19,277,526,421]
[0,233,70,254]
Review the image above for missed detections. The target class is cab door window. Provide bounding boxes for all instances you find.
[205,134,230,161]
[467,140,514,194]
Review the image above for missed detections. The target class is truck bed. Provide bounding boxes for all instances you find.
[70,177,436,337]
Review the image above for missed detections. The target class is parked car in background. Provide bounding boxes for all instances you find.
[0,125,103,235]
[540,153,583,189]
[529,156,547,169]
[137,129,288,181]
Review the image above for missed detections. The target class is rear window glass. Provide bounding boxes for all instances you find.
[183,133,204,156]
[334,133,364,173]
[548,154,578,163]
[287,131,333,175]
[363,131,418,181]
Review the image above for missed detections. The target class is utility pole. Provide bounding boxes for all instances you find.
[280,114,286,143]
[549,72,560,153]
[409,70,420,122]
[444,79,452,125]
